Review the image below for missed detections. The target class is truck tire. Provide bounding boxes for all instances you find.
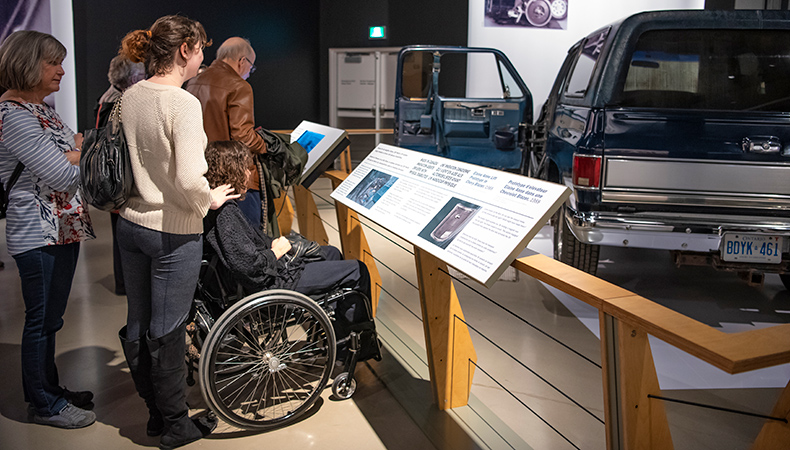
[553,206,600,275]
[781,274,790,291]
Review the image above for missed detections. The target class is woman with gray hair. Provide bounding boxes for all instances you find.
[93,54,145,296]
[0,30,96,429]
[94,54,145,129]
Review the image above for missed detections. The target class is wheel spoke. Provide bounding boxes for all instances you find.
[200,295,336,429]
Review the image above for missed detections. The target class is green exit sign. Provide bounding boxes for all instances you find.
[369,26,386,39]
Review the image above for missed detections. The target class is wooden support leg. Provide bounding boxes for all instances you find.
[339,146,352,174]
[329,178,382,316]
[293,185,330,246]
[273,190,294,235]
[414,247,477,410]
[601,312,673,450]
[752,379,790,449]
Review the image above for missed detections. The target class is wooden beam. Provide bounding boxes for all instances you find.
[339,146,352,174]
[513,253,790,374]
[293,185,330,247]
[329,177,382,316]
[752,379,790,450]
[273,191,294,235]
[414,247,477,410]
[616,318,672,450]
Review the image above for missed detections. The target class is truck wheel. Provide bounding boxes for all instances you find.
[553,206,600,275]
[781,274,790,291]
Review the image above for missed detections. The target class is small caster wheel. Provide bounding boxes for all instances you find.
[332,372,357,399]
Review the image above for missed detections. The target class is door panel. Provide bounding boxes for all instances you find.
[394,46,532,171]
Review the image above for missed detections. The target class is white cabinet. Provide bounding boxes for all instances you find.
[329,47,400,147]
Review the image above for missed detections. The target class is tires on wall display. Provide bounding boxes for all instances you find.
[550,0,567,20]
[526,0,553,27]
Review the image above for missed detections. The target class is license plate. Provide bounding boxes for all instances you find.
[721,233,783,264]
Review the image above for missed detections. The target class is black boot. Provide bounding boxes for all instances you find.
[119,326,164,436]
[147,323,215,450]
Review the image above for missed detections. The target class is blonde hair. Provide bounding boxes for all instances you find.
[0,30,66,91]
[119,15,211,77]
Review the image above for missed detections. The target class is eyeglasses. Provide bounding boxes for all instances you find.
[243,56,256,75]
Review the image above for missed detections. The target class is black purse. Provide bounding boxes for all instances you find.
[80,97,134,211]
[285,231,324,263]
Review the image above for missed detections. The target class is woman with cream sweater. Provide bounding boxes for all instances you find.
[116,15,237,450]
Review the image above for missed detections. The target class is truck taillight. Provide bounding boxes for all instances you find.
[572,154,602,188]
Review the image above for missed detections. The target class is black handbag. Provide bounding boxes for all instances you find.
[80,97,134,211]
[284,231,324,263]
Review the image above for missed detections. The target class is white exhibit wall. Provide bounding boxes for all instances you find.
[467,0,705,118]
[50,0,78,131]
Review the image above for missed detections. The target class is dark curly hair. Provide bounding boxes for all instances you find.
[205,140,253,201]
[119,14,211,77]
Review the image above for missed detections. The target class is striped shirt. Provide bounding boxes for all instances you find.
[0,100,95,255]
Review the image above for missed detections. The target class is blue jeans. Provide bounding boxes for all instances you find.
[116,218,202,340]
[14,243,80,416]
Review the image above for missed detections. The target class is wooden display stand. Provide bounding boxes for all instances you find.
[414,247,477,409]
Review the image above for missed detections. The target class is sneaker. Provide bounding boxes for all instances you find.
[33,404,96,429]
[62,387,93,408]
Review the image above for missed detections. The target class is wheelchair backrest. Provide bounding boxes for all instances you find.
[196,253,245,309]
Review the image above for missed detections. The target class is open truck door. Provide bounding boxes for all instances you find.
[394,46,532,172]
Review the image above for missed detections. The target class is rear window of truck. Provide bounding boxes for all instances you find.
[615,29,790,112]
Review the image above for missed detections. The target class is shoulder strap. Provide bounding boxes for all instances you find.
[1,100,28,192]
[5,162,25,191]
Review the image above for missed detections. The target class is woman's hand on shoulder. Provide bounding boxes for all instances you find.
[209,184,240,210]
[271,236,292,260]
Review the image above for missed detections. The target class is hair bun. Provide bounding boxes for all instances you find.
[119,29,150,64]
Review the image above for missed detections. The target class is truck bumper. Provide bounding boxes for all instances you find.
[564,206,790,254]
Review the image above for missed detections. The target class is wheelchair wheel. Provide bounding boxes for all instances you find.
[199,289,336,430]
[331,372,356,400]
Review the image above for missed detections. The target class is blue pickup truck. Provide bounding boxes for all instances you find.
[393,10,790,289]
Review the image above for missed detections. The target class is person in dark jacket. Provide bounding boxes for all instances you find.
[203,140,370,299]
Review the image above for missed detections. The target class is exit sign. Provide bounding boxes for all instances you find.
[369,26,386,39]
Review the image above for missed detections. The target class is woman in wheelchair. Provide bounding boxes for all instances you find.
[202,140,370,300]
[193,140,379,429]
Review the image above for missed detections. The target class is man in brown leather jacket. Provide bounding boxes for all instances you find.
[186,37,268,230]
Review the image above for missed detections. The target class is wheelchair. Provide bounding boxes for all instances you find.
[185,252,380,431]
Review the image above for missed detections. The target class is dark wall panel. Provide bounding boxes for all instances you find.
[318,0,468,123]
[72,0,320,131]
[71,1,466,131]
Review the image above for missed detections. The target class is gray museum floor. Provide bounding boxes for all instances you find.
[0,177,788,450]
